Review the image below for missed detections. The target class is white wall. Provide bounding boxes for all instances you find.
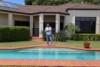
[44,15,64,23]
[44,15,55,22]
[67,10,100,34]
[13,14,29,26]
[13,15,29,21]
[0,13,8,26]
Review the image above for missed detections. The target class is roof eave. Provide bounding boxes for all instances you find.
[31,12,70,15]
[0,10,70,15]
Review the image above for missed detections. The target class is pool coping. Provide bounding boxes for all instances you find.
[0,44,100,51]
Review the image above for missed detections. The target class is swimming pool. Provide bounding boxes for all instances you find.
[0,48,100,60]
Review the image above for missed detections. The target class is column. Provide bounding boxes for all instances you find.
[39,14,44,38]
[30,15,33,37]
[8,13,13,26]
[55,14,60,33]
[72,16,75,24]
[72,10,75,24]
[96,16,100,34]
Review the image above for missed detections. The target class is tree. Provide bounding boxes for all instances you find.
[25,0,70,5]
[24,0,100,5]
[24,0,32,5]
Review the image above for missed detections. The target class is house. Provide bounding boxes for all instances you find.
[0,0,100,37]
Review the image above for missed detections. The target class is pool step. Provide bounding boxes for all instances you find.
[32,37,44,41]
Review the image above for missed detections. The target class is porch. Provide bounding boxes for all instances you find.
[10,13,68,37]
[28,14,66,37]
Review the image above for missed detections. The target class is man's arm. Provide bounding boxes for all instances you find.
[45,27,51,32]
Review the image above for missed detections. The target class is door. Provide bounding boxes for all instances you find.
[33,22,39,36]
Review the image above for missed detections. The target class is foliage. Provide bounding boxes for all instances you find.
[24,0,32,5]
[63,23,80,39]
[42,30,46,41]
[72,34,100,41]
[53,31,67,42]
[42,23,80,42]
[24,0,100,5]
[25,0,71,5]
[0,26,30,42]
[42,30,67,42]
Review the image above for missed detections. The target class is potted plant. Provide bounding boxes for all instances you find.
[84,41,90,48]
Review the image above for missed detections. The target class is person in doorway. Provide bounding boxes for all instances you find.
[45,24,53,46]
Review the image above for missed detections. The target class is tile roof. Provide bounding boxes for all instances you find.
[0,1,100,15]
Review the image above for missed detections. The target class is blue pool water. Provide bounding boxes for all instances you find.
[0,48,100,60]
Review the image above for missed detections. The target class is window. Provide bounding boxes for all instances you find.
[15,21,29,27]
[75,17,96,33]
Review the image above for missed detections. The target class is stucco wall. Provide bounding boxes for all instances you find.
[44,15,64,23]
[13,14,29,26]
[13,15,29,21]
[44,15,55,22]
[0,13,8,26]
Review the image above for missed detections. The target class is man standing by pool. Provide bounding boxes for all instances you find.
[45,24,53,46]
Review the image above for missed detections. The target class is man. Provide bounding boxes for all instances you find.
[45,24,53,46]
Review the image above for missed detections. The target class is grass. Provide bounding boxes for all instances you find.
[0,40,100,48]
[54,40,100,48]
[0,41,43,47]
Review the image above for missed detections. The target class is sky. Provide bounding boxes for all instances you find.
[4,0,24,5]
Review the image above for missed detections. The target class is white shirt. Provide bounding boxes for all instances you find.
[45,27,52,35]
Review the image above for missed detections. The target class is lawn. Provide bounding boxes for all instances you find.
[0,40,100,48]
[54,40,100,48]
[0,41,43,47]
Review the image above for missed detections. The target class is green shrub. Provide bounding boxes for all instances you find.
[72,34,100,41]
[42,30,46,41]
[42,31,67,42]
[53,31,67,42]
[0,26,30,42]
[63,23,80,39]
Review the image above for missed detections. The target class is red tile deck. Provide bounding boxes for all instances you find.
[0,59,100,66]
[0,41,100,66]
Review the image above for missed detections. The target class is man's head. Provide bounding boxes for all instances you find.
[47,24,50,27]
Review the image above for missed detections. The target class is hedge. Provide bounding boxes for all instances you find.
[0,26,30,42]
[72,34,100,41]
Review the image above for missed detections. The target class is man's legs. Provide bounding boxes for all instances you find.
[46,35,49,46]
[49,35,53,46]
[46,35,54,46]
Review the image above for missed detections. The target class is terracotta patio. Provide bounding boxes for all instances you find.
[0,59,100,67]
